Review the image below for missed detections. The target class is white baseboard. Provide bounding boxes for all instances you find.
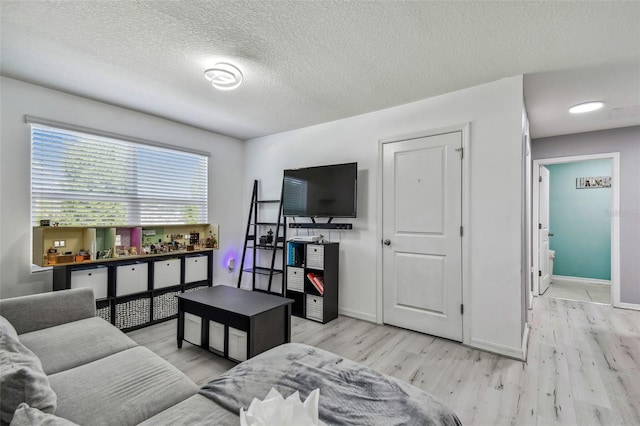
[552,275,611,285]
[338,307,377,323]
[521,323,531,362]
[468,337,526,361]
[614,302,640,311]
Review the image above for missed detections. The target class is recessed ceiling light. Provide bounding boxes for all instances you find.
[204,63,243,90]
[569,101,604,114]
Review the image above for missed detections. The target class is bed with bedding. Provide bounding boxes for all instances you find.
[199,342,461,426]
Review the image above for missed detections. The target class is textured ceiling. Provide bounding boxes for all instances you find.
[525,60,640,139]
[1,1,639,140]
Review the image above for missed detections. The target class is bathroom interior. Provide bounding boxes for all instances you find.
[543,158,612,304]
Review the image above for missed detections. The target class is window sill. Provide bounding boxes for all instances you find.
[31,264,52,274]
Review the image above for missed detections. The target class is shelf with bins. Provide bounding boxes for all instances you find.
[285,241,339,323]
[33,223,218,267]
[46,225,217,332]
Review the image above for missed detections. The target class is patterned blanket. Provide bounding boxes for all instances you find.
[200,343,461,426]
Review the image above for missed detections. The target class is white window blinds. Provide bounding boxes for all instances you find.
[31,124,208,226]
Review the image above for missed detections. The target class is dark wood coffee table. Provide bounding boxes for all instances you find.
[177,285,293,361]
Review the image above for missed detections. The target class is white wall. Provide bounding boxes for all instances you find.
[0,77,245,298]
[1,75,528,357]
[244,76,527,358]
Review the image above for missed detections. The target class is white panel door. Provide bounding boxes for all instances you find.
[539,166,551,294]
[382,131,463,341]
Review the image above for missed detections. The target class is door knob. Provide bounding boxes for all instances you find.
[383,239,391,246]
[548,233,555,237]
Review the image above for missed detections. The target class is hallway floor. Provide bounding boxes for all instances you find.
[542,276,611,305]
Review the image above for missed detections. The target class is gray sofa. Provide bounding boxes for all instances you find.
[0,288,234,426]
[1,288,461,426]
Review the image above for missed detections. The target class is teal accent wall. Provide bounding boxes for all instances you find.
[548,159,611,280]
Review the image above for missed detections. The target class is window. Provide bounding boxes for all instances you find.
[30,122,208,227]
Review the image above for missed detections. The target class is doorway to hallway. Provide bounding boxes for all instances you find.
[533,153,620,306]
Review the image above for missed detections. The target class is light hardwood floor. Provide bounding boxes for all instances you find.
[127,297,640,425]
[543,278,611,305]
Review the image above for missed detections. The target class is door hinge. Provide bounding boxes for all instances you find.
[460,226,463,237]
[539,175,542,182]
[460,304,464,315]
[538,223,542,230]
[538,270,542,277]
[455,147,463,159]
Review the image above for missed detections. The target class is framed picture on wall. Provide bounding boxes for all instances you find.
[576,176,611,189]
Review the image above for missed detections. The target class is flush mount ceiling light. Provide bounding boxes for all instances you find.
[204,63,243,90]
[569,101,604,114]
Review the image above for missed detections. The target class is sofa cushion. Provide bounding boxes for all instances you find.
[19,317,138,375]
[0,289,95,335]
[0,315,18,341]
[10,403,78,426]
[0,334,57,425]
[138,394,238,426]
[48,346,198,426]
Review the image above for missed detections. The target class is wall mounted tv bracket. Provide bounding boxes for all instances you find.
[288,217,353,230]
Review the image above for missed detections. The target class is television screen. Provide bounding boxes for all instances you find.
[283,162,357,218]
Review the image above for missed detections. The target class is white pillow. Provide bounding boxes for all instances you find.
[0,334,57,424]
[10,403,78,426]
[0,315,18,340]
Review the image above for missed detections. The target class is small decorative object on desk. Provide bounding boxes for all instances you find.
[240,387,325,426]
[259,229,274,246]
[206,231,217,248]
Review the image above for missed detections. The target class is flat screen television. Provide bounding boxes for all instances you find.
[283,162,357,218]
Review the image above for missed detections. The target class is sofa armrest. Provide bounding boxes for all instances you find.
[0,288,96,334]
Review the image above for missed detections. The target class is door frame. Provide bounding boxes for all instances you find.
[376,123,470,344]
[538,165,552,295]
[532,153,620,306]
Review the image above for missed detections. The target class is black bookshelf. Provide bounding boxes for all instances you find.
[285,241,338,324]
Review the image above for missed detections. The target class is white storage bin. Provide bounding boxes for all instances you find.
[286,267,304,292]
[153,258,181,289]
[227,327,247,362]
[306,244,325,270]
[184,313,202,346]
[185,255,208,283]
[116,262,148,296]
[209,320,225,353]
[306,293,324,322]
[70,266,108,299]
